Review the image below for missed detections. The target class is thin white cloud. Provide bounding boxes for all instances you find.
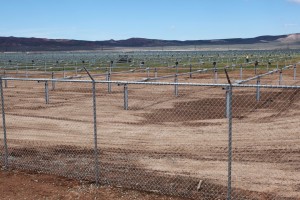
[288,0,300,4]
[284,23,298,27]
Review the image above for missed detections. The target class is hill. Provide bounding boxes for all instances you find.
[1,33,299,51]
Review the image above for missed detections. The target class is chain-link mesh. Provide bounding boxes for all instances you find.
[0,78,300,200]
[2,80,96,180]
[96,83,229,199]
[231,87,300,200]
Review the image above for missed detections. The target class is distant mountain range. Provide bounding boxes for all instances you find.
[1,33,300,51]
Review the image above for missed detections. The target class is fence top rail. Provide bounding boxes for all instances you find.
[1,77,300,89]
[236,64,295,84]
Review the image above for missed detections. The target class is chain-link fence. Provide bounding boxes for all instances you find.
[0,77,300,200]
[231,87,300,200]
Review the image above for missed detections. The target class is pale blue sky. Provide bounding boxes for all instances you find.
[0,0,299,41]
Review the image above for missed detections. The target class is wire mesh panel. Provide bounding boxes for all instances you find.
[3,80,95,180]
[1,77,300,200]
[231,87,300,199]
[96,83,229,199]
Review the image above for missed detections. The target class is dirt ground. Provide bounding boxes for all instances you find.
[0,169,188,200]
[1,67,300,199]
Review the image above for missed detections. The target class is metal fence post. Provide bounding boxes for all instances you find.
[82,67,100,186]
[240,65,243,80]
[109,60,113,74]
[108,61,113,93]
[256,77,260,101]
[92,81,100,186]
[45,81,49,104]
[174,74,178,97]
[279,70,283,85]
[146,67,150,78]
[25,65,28,78]
[4,70,7,88]
[63,65,65,78]
[105,69,108,82]
[107,72,111,93]
[189,64,192,78]
[44,61,47,72]
[226,85,233,200]
[294,64,297,80]
[124,84,128,110]
[0,78,8,169]
[214,69,218,84]
[51,72,55,91]
[225,87,229,118]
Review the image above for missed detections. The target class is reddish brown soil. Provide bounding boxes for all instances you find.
[0,169,188,200]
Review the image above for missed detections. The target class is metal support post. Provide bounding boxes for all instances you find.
[82,67,100,186]
[109,61,113,74]
[92,81,100,186]
[226,86,233,200]
[254,61,259,75]
[225,86,232,118]
[0,78,8,169]
[189,64,192,78]
[279,70,283,85]
[25,65,28,78]
[45,81,49,104]
[146,68,150,78]
[4,71,7,88]
[105,69,109,82]
[256,77,260,101]
[174,74,178,97]
[214,69,218,84]
[107,72,111,93]
[294,64,297,80]
[108,62,112,93]
[225,88,229,118]
[51,72,55,90]
[240,65,243,80]
[124,84,128,110]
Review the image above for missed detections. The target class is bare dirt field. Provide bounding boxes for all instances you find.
[1,67,300,199]
[0,169,187,200]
